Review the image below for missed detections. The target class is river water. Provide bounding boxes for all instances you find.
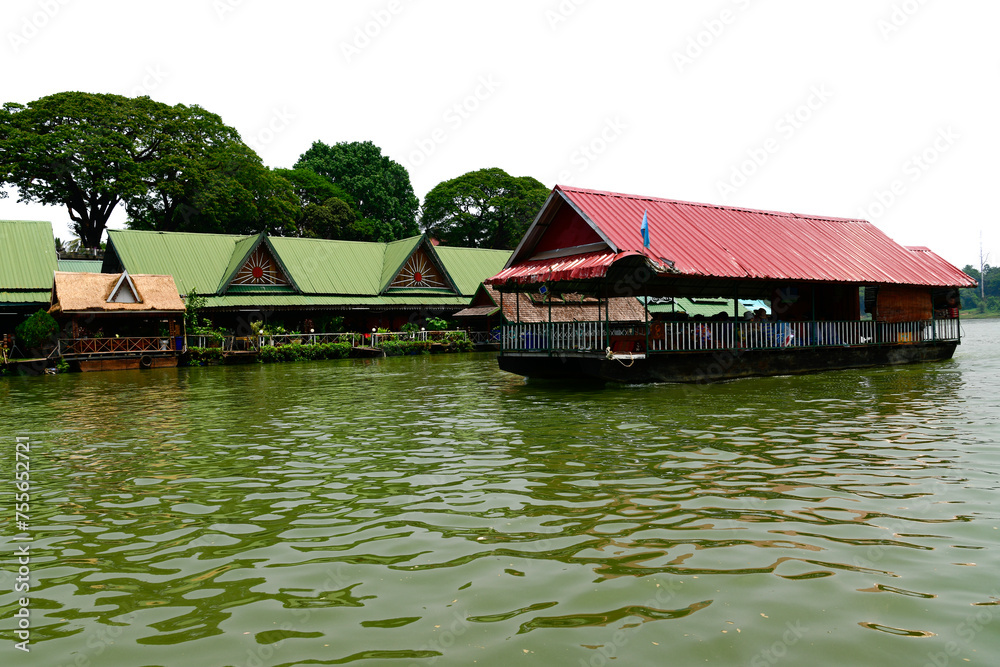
[2,319,999,667]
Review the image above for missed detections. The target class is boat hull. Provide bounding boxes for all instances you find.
[498,341,958,384]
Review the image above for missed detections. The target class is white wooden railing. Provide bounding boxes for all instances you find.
[502,319,960,353]
[188,330,469,350]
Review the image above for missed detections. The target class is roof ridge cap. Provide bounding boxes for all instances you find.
[560,185,869,223]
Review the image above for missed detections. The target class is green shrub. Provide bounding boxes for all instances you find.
[15,310,59,349]
[257,342,351,364]
[188,347,224,365]
[380,340,431,357]
[425,317,450,331]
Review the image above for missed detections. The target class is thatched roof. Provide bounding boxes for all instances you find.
[49,272,185,314]
[454,284,645,323]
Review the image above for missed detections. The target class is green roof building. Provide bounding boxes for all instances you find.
[102,230,511,332]
[1,221,58,334]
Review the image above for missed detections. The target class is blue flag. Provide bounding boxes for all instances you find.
[641,209,650,248]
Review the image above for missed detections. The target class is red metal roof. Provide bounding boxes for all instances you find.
[903,246,977,288]
[491,186,976,288]
[489,250,626,285]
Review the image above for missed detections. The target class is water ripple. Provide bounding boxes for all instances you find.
[2,323,1000,665]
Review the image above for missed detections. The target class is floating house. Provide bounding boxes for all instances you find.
[487,186,977,383]
[101,230,511,333]
[49,271,186,371]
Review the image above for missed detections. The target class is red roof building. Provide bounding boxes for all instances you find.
[489,185,975,291]
[488,186,974,383]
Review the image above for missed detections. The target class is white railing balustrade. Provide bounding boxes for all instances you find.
[503,318,961,354]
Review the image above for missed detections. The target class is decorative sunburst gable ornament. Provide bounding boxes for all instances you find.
[391,248,446,289]
[233,245,290,286]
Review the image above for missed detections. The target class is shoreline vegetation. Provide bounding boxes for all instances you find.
[958,310,1000,319]
[186,335,475,366]
[0,331,478,376]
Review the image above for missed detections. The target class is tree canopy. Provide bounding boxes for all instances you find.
[295,140,419,242]
[273,167,354,209]
[127,141,299,236]
[420,168,549,249]
[0,92,291,246]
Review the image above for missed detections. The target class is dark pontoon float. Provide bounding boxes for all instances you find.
[487,186,976,384]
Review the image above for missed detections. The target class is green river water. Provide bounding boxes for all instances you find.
[2,319,999,667]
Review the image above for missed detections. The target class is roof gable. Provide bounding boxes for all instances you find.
[507,192,613,267]
[220,234,296,294]
[381,236,424,289]
[384,239,458,293]
[108,272,141,303]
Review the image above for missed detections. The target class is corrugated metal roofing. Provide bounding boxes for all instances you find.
[453,305,501,318]
[903,246,976,288]
[380,237,423,290]
[218,234,264,292]
[432,246,512,296]
[489,250,627,285]
[0,290,51,304]
[0,221,57,291]
[645,297,747,317]
[268,236,388,295]
[107,231,513,304]
[497,186,976,288]
[57,259,104,272]
[204,294,471,308]
[106,230,246,295]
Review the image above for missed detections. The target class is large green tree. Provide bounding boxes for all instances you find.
[272,167,361,239]
[295,140,419,242]
[0,92,287,246]
[273,167,354,208]
[126,142,299,236]
[420,168,549,249]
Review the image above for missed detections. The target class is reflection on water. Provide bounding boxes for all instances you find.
[2,320,999,666]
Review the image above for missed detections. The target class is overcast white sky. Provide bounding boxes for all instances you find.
[1,0,995,269]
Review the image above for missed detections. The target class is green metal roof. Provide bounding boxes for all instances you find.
[56,259,104,272]
[0,221,57,291]
[218,233,264,293]
[204,294,471,308]
[106,230,248,295]
[106,230,509,306]
[0,290,51,304]
[433,246,512,296]
[645,297,747,317]
[380,236,424,290]
[267,236,387,295]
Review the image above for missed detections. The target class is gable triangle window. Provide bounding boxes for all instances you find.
[391,247,447,289]
[233,245,290,286]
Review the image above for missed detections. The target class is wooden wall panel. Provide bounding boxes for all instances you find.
[875,285,932,322]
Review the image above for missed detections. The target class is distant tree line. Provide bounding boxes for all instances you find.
[0,92,548,250]
[960,265,999,313]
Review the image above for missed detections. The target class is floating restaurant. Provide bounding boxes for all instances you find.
[101,230,511,332]
[1,221,512,370]
[487,186,977,383]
